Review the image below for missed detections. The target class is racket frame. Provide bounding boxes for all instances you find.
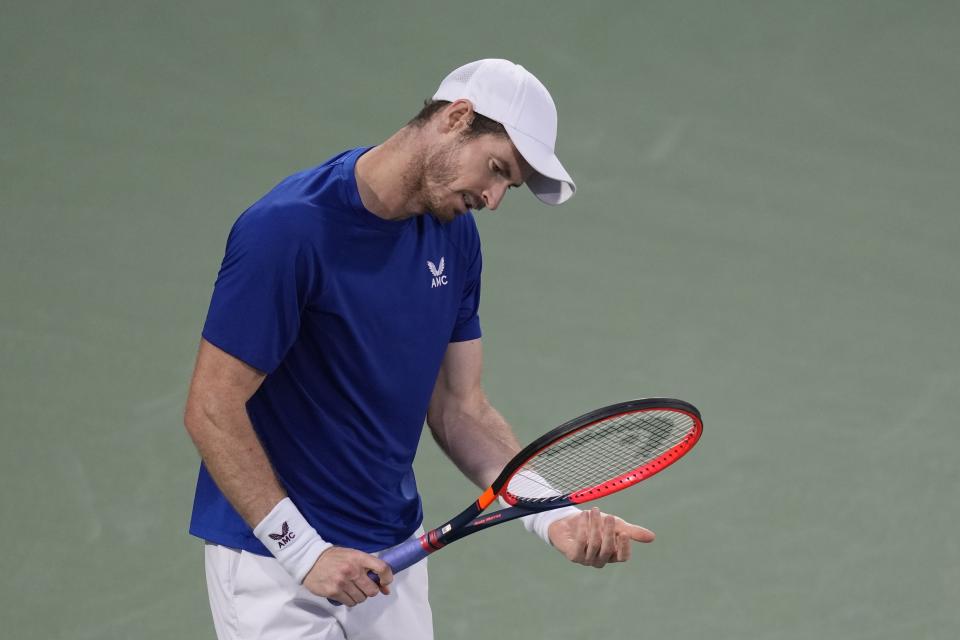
[422,397,702,549]
[329,397,702,604]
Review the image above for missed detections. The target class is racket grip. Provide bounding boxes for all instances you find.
[326,535,429,606]
[377,535,430,573]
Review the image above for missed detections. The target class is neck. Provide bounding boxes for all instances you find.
[354,127,428,220]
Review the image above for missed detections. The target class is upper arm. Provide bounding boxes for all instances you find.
[203,208,320,374]
[184,338,267,430]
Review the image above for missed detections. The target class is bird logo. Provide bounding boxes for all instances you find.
[427,257,448,288]
[268,521,296,549]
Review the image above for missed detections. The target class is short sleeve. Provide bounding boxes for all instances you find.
[449,219,482,343]
[202,207,320,373]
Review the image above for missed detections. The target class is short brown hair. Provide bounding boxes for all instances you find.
[407,99,508,139]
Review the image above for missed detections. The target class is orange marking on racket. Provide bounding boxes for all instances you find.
[476,487,496,509]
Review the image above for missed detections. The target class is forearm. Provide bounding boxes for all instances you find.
[428,391,521,488]
[184,400,286,527]
[429,392,583,549]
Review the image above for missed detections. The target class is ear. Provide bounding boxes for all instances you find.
[437,99,475,134]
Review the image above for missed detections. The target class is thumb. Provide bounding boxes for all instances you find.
[617,520,656,543]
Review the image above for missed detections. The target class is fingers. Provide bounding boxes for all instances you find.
[593,511,618,568]
[363,555,394,596]
[303,547,395,607]
[570,508,655,568]
[339,582,367,607]
[581,509,599,564]
[573,508,614,568]
[615,531,632,562]
[590,509,618,568]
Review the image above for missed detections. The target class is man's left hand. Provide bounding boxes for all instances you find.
[547,507,655,568]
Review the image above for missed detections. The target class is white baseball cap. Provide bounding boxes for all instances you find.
[432,58,576,205]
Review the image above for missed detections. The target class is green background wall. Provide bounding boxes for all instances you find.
[2,2,958,637]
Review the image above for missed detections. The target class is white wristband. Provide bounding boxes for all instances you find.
[253,497,333,584]
[499,496,580,546]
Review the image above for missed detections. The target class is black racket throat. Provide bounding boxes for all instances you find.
[425,502,572,550]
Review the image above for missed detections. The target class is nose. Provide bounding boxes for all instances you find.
[482,183,509,211]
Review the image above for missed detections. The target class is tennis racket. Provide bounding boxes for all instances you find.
[331,397,702,604]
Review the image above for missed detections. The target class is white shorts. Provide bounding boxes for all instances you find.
[203,533,433,640]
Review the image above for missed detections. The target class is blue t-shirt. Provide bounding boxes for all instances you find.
[189,147,483,554]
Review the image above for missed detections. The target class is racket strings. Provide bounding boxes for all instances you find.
[506,410,694,502]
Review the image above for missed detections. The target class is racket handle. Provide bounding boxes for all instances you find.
[326,535,429,606]
[377,535,430,573]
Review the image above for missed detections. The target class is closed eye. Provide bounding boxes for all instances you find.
[493,160,522,188]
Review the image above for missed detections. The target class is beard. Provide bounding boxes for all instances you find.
[403,139,462,220]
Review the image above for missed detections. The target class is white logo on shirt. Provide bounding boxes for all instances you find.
[427,257,448,288]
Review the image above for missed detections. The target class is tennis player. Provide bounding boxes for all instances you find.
[184,58,655,640]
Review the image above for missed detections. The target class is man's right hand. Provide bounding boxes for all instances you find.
[303,546,394,606]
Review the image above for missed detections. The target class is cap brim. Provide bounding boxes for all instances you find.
[503,124,576,205]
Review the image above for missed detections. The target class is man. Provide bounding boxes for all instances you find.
[184,59,655,640]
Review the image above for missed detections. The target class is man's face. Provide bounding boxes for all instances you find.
[419,132,533,223]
